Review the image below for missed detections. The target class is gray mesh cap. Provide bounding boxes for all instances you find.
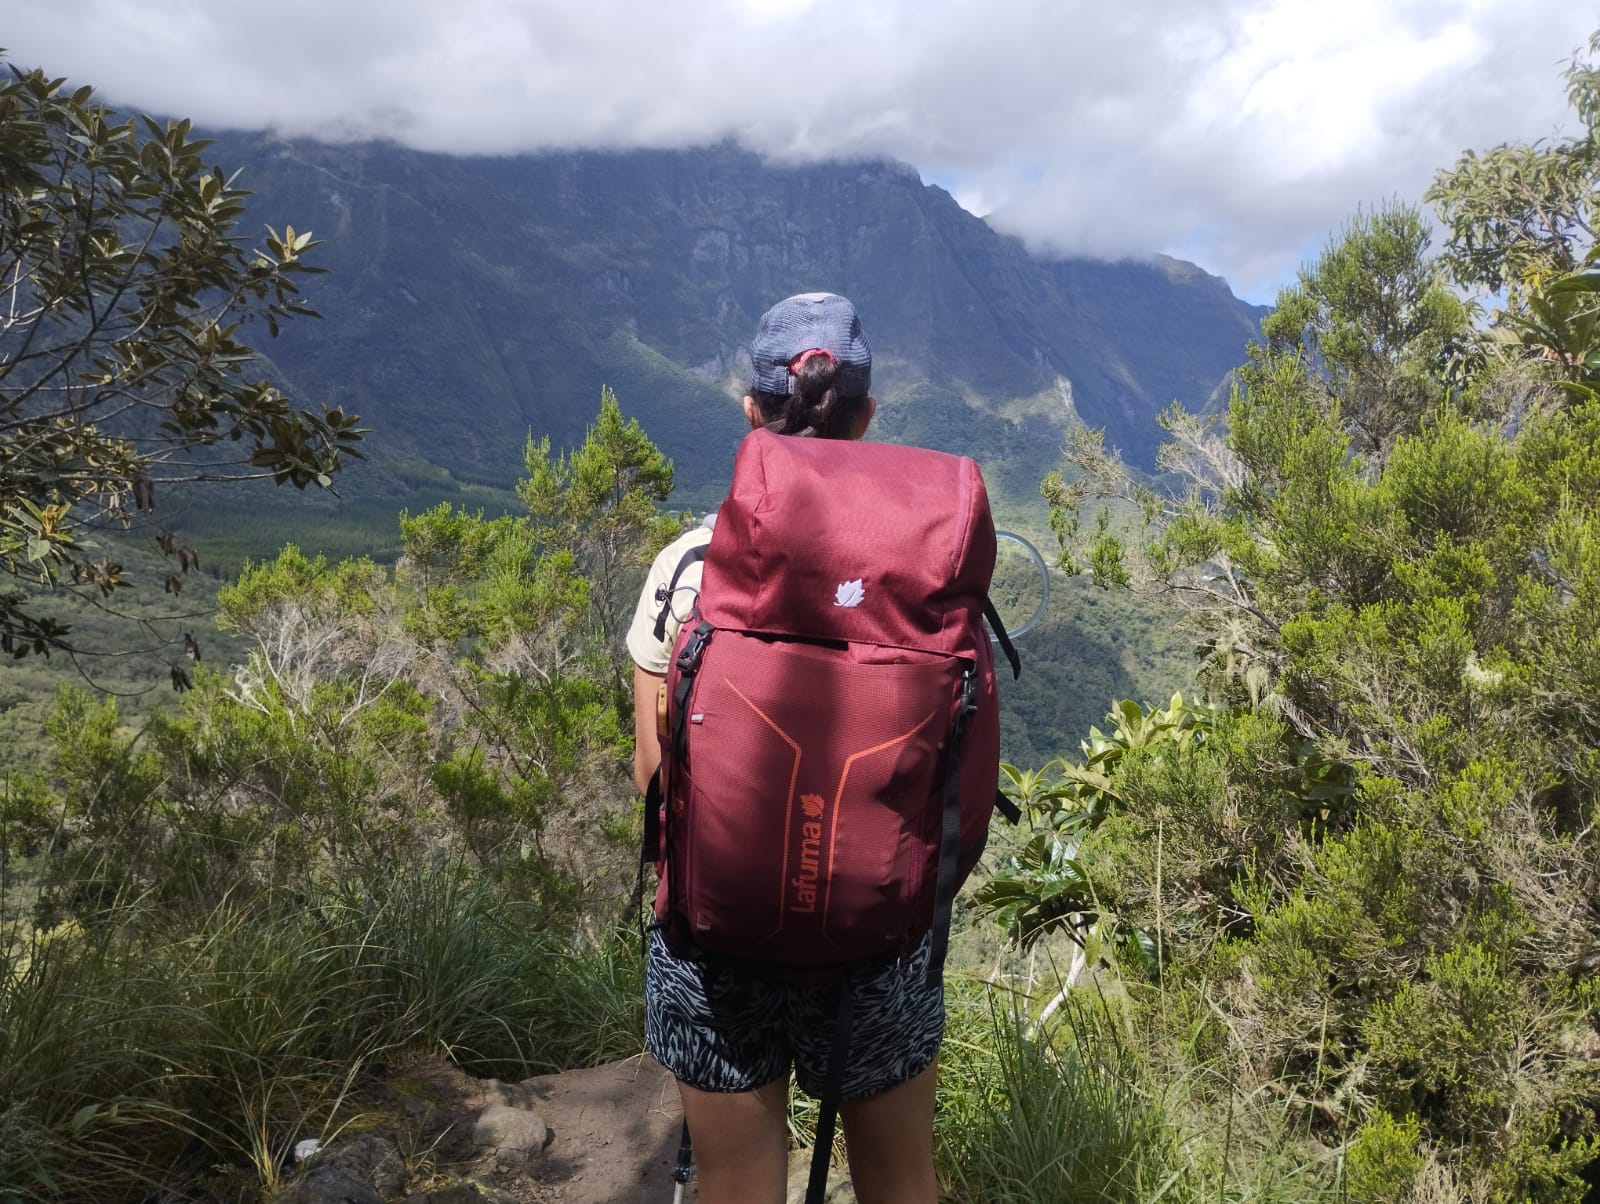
[749,292,872,397]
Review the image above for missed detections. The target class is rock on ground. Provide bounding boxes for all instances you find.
[276,1165,384,1204]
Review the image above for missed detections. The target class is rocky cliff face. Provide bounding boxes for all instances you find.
[212,136,1265,493]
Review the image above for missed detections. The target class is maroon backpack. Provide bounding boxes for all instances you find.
[644,428,1019,981]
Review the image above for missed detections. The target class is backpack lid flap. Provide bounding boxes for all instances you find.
[700,429,996,656]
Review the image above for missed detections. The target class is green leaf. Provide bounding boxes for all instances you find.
[1548,272,1600,296]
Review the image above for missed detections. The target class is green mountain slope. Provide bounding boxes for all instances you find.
[206,137,1265,501]
[2,136,1244,772]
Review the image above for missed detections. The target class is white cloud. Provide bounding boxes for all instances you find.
[737,0,824,23]
[6,0,1594,299]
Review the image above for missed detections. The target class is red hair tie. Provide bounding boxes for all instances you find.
[787,348,837,374]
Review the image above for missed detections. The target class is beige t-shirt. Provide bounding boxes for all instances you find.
[625,522,714,674]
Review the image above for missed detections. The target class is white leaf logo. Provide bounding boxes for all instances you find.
[833,579,865,608]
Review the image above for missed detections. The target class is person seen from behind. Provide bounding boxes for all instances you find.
[626,293,943,1204]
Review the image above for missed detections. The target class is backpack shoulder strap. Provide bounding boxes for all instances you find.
[652,542,708,641]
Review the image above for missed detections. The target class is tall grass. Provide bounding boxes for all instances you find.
[0,929,183,1202]
[936,982,1189,1203]
[780,971,1195,1201]
[923,962,1353,1204]
[338,863,643,1077]
[0,862,643,1203]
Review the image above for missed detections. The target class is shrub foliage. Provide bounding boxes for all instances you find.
[1001,34,1600,1200]
[0,62,365,661]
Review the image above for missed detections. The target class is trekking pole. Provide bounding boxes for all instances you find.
[671,1119,693,1203]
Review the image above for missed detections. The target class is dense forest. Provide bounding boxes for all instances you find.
[5,29,1600,1204]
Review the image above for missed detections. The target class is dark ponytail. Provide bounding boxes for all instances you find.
[751,351,868,439]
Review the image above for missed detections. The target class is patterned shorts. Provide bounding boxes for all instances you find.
[645,928,945,1100]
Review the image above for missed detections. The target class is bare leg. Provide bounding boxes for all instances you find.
[838,1060,939,1204]
[678,1077,790,1204]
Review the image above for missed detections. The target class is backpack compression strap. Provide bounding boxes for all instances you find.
[926,670,977,985]
[994,788,1021,825]
[984,597,1022,681]
[652,544,708,642]
[926,606,1024,980]
[660,621,715,923]
[983,600,1022,823]
[641,617,714,869]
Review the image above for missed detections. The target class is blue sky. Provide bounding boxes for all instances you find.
[8,0,1596,302]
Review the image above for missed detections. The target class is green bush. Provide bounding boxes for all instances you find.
[1344,1110,1423,1203]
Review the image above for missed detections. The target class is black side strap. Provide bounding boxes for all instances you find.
[662,621,714,930]
[984,597,1022,680]
[994,787,1021,825]
[806,981,855,1204]
[642,774,663,865]
[926,670,976,986]
[983,600,1021,825]
[636,775,661,948]
[653,544,708,641]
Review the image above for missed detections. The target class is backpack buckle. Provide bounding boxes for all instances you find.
[950,669,978,744]
[675,620,714,676]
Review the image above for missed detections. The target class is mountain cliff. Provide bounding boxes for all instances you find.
[208,135,1266,496]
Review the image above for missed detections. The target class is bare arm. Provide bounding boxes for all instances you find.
[633,663,666,795]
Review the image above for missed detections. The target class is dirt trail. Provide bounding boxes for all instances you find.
[306,1054,853,1203]
[390,1053,693,1203]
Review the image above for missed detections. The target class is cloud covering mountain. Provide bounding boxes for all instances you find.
[7,0,1593,297]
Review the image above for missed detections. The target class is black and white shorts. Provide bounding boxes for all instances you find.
[644,928,945,1100]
